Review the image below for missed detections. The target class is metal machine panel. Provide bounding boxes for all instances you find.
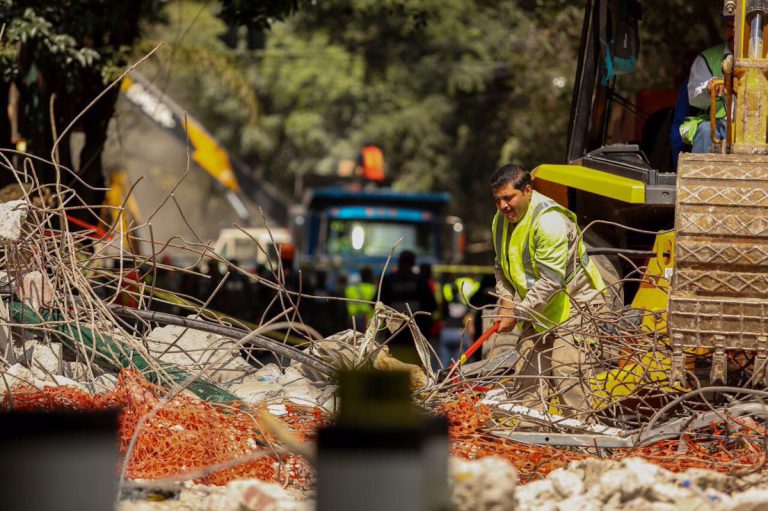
[669,153,768,384]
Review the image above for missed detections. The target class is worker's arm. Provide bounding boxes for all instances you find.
[514,211,572,323]
[687,54,717,110]
[494,255,518,333]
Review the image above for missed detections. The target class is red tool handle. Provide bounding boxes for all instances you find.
[449,321,501,371]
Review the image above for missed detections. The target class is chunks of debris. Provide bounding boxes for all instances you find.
[16,270,54,310]
[21,340,63,379]
[227,380,285,404]
[145,324,252,385]
[0,199,29,244]
[0,363,35,393]
[450,457,518,511]
[90,373,119,394]
[512,457,743,511]
[119,479,311,511]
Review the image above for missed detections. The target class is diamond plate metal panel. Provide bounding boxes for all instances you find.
[678,184,768,207]
[670,154,768,361]
[677,206,768,238]
[676,240,768,267]
[668,297,768,350]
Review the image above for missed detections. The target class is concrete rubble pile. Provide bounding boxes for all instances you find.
[116,455,768,510]
[452,456,768,511]
[4,193,768,511]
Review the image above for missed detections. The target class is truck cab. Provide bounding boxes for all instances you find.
[291,187,464,281]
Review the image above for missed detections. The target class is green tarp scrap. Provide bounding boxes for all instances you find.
[6,300,241,405]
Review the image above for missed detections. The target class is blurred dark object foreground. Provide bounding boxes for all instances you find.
[0,409,119,511]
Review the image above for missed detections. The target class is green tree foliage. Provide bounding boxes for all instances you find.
[256,0,586,233]
[143,0,727,249]
[0,1,163,213]
[0,0,306,219]
[217,0,310,29]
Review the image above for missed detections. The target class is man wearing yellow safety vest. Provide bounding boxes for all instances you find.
[345,267,377,330]
[680,11,735,154]
[489,164,605,415]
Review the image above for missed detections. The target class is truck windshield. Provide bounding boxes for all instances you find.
[326,220,434,257]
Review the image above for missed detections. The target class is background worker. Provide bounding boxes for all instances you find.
[380,250,436,363]
[437,273,480,367]
[681,11,735,154]
[488,164,605,416]
[345,266,377,330]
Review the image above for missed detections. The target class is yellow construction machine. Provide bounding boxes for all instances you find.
[534,0,768,393]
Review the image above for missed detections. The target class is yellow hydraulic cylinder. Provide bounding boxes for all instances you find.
[731,0,768,154]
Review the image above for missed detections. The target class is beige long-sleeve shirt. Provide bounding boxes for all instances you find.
[494,210,600,324]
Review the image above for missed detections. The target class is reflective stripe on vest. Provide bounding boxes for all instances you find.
[443,278,480,305]
[492,191,604,331]
[345,282,376,317]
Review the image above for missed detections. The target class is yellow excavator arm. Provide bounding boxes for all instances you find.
[119,73,250,222]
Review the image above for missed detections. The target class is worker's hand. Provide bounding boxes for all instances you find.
[707,77,725,97]
[497,314,517,334]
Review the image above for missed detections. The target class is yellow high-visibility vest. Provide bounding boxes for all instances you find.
[345,282,376,318]
[492,191,604,332]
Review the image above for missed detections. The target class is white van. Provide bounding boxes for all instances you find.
[213,227,292,264]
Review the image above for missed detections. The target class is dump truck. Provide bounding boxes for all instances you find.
[533,0,768,387]
[289,186,468,285]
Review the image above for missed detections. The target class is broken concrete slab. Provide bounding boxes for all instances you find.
[16,270,54,310]
[0,363,36,393]
[22,340,63,379]
[254,363,282,381]
[145,324,251,385]
[91,373,119,394]
[548,467,585,498]
[41,373,86,390]
[450,457,518,511]
[0,297,15,364]
[0,199,29,244]
[228,479,310,511]
[555,495,605,511]
[228,381,285,404]
[724,489,768,511]
[118,479,311,511]
[64,361,92,381]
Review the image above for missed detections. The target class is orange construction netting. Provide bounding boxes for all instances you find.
[5,375,767,487]
[3,369,322,487]
[438,393,768,482]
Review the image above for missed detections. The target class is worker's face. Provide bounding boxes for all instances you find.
[492,183,532,224]
[724,19,735,51]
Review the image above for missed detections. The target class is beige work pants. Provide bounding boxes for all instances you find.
[482,309,599,418]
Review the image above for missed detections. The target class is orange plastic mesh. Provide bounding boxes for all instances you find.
[437,393,586,482]
[438,392,768,481]
[3,369,320,488]
[6,377,767,486]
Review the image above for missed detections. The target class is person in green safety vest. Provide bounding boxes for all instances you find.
[437,275,480,367]
[681,11,735,154]
[344,267,377,330]
[488,164,606,416]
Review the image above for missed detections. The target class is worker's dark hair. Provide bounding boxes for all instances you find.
[360,266,374,283]
[490,164,532,191]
